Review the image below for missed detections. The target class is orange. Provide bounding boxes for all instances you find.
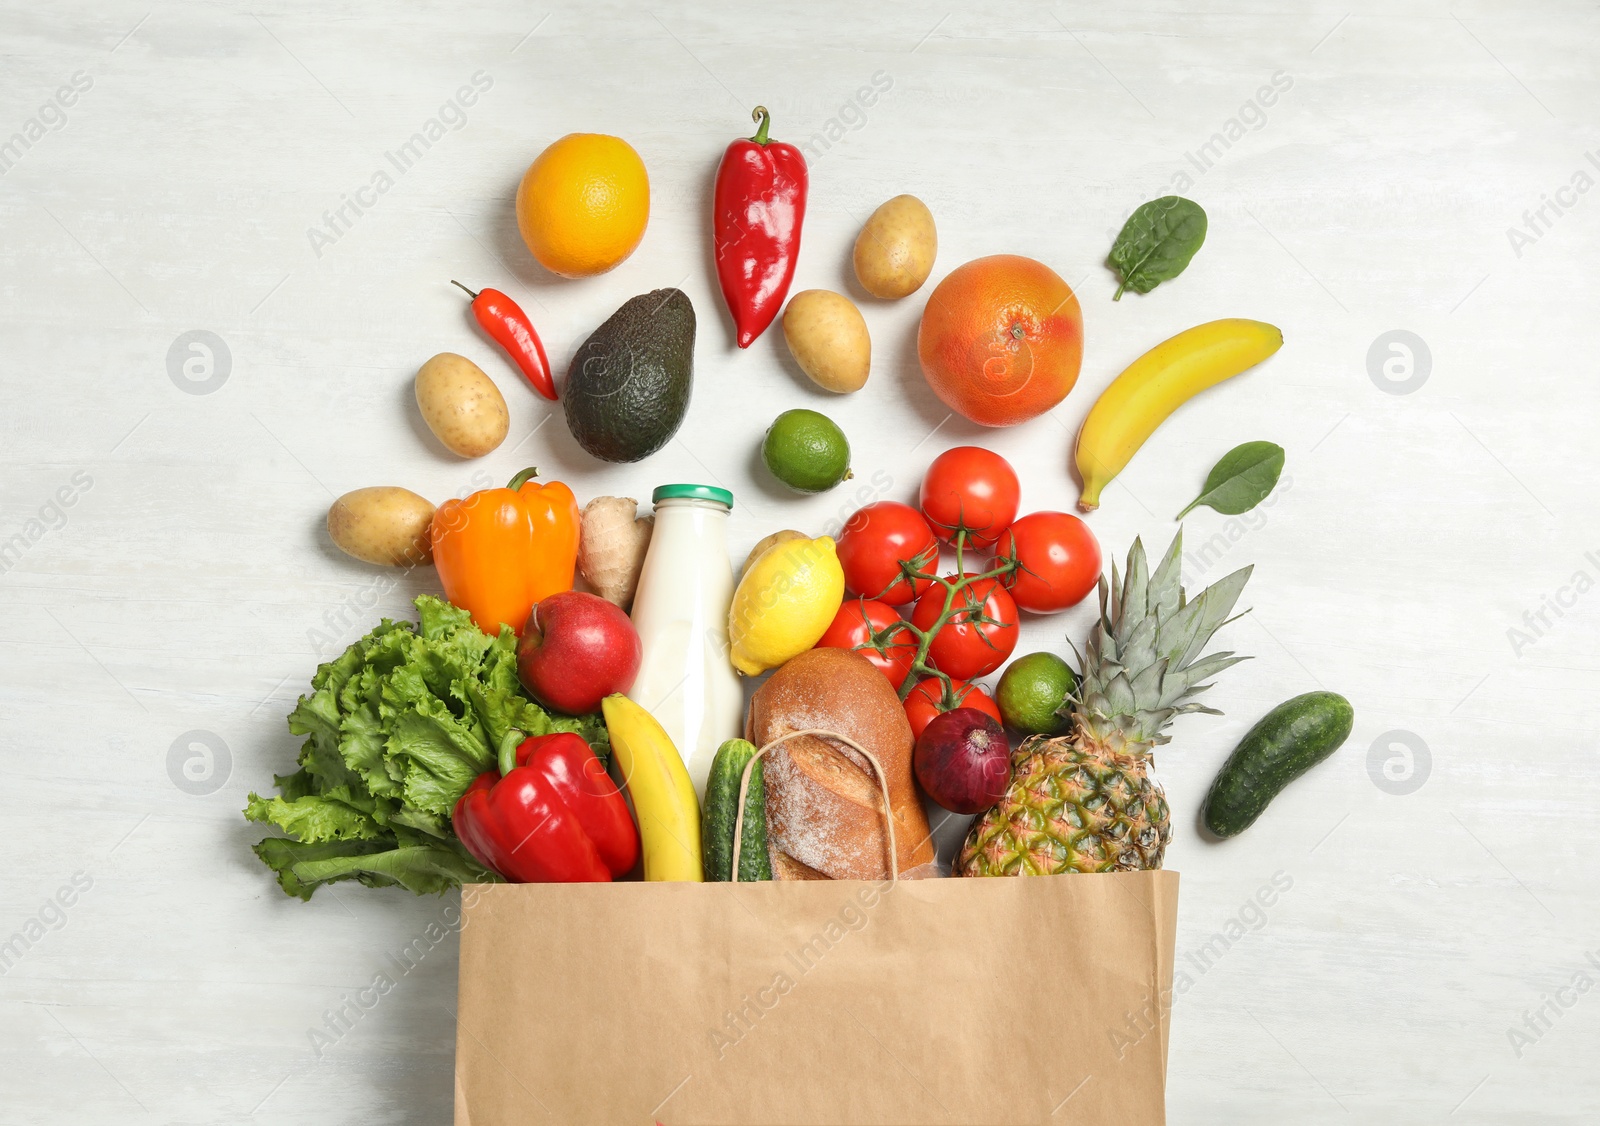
[515,134,649,278]
[916,255,1084,427]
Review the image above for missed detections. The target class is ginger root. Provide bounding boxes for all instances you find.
[578,497,653,610]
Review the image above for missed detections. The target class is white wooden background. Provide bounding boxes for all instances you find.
[2,2,1596,1122]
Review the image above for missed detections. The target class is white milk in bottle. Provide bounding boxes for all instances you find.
[627,484,744,801]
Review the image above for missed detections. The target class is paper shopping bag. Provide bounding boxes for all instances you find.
[454,870,1178,1125]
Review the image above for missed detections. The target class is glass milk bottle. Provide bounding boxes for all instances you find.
[627,485,744,801]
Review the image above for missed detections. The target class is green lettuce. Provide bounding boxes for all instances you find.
[246,595,608,899]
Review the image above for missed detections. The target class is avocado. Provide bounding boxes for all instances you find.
[564,288,695,463]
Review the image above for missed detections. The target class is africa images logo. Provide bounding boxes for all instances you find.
[306,71,493,258]
[0,71,93,176]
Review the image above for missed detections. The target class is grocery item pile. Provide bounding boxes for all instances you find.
[246,109,1353,899]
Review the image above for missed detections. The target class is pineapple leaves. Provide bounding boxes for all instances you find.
[1163,564,1252,672]
[1074,532,1253,745]
[1178,651,1250,690]
[1123,537,1150,625]
[1148,534,1185,620]
[1129,658,1167,706]
[1102,672,1138,717]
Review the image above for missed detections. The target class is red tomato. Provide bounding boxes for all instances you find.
[995,511,1102,612]
[910,575,1019,679]
[919,446,1020,550]
[836,501,939,605]
[904,677,1002,740]
[815,599,917,690]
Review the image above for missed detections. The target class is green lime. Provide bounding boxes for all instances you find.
[761,409,852,493]
[996,652,1077,735]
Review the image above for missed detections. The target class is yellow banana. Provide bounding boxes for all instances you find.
[1075,318,1283,511]
[601,694,703,882]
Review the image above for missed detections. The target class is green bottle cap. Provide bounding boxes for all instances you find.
[651,484,733,508]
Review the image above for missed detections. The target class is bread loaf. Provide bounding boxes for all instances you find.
[766,844,830,881]
[747,647,935,880]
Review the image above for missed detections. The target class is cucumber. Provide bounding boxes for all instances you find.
[1202,691,1354,838]
[701,739,772,882]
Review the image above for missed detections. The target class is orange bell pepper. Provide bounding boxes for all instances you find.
[431,468,579,635]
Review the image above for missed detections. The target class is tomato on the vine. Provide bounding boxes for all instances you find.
[815,598,916,690]
[836,501,938,605]
[995,511,1101,612]
[919,446,1020,550]
[910,574,1019,679]
[903,677,1002,740]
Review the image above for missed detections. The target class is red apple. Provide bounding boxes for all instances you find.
[913,707,1011,814]
[517,591,641,715]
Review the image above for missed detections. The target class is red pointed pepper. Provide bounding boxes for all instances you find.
[452,280,557,400]
[452,731,639,883]
[713,106,808,348]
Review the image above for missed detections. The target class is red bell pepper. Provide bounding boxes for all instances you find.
[713,106,808,348]
[452,732,639,883]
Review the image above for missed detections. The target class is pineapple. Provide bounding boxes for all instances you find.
[960,533,1250,875]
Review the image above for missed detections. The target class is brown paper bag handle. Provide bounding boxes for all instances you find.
[732,728,900,885]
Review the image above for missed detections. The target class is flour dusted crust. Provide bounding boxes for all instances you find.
[748,648,935,880]
[767,843,829,880]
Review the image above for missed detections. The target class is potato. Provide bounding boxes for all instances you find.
[415,352,508,457]
[781,290,870,394]
[328,487,436,567]
[853,194,937,299]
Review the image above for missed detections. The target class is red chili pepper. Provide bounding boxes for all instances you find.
[451,280,556,400]
[452,731,639,883]
[713,106,809,348]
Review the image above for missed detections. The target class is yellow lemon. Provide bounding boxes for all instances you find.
[728,535,844,677]
[515,134,649,278]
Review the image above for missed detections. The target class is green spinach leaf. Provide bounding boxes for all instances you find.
[1108,196,1208,300]
[1176,441,1284,519]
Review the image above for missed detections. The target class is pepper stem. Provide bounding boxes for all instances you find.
[750,105,772,145]
[450,279,480,300]
[506,467,540,491]
[497,729,525,777]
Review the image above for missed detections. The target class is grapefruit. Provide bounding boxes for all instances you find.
[916,255,1083,426]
